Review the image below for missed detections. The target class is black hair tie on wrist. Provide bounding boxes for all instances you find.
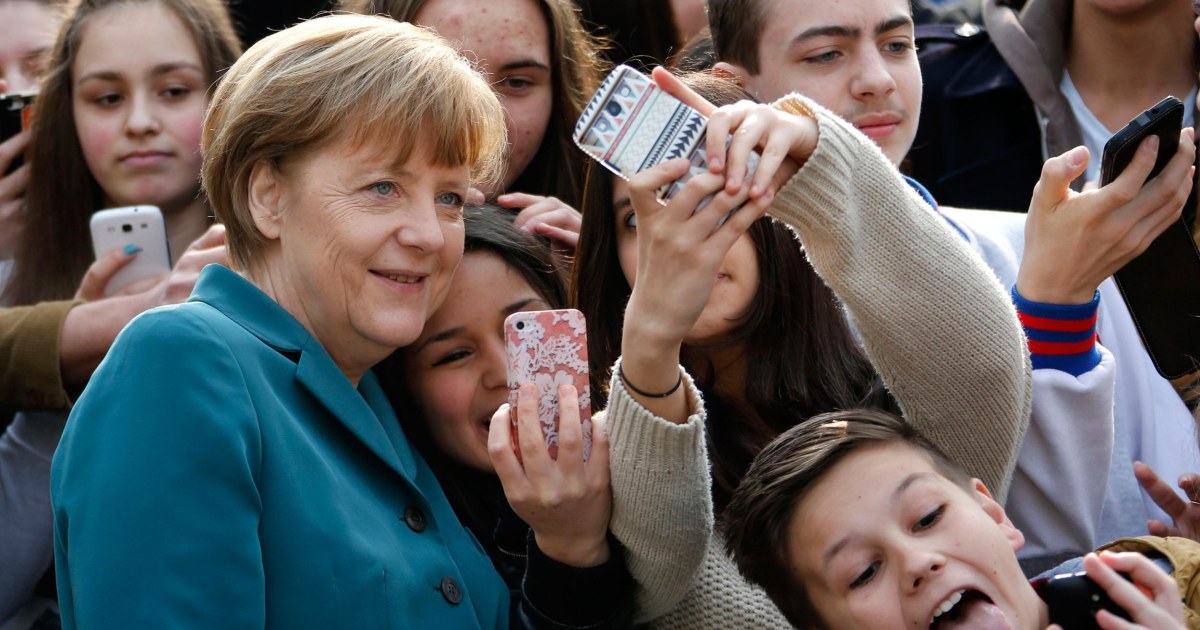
[619,364,683,398]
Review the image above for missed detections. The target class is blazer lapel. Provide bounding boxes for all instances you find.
[294,343,412,480]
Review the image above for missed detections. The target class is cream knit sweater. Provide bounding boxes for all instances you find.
[605,95,1034,628]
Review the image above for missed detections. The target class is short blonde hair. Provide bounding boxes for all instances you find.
[201,14,507,269]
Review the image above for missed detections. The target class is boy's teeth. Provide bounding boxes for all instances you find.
[932,590,964,620]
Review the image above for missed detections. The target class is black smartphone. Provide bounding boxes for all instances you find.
[1101,96,1200,379]
[1,90,36,176]
[1032,571,1132,629]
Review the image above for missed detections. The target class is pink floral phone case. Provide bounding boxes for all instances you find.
[504,309,592,461]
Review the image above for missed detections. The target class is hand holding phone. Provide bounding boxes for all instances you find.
[1034,570,1132,629]
[1099,97,1200,379]
[89,206,172,297]
[574,64,760,208]
[504,309,592,461]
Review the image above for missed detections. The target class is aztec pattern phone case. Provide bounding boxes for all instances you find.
[505,309,592,461]
[573,64,759,203]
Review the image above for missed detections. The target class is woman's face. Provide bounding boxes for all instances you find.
[258,134,469,379]
[611,178,760,346]
[72,3,208,215]
[0,0,58,93]
[402,250,551,472]
[415,0,553,196]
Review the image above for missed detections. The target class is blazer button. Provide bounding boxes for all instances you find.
[440,577,462,605]
[402,506,426,532]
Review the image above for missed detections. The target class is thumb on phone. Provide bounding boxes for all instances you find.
[76,245,139,301]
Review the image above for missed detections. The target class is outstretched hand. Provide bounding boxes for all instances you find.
[489,384,612,568]
[1018,129,1196,305]
[650,67,820,204]
[1135,461,1200,542]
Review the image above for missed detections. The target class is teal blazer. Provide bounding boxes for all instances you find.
[52,265,509,628]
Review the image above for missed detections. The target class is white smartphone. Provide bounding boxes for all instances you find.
[89,205,171,296]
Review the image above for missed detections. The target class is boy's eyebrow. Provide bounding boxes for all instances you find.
[821,472,938,568]
[790,14,914,47]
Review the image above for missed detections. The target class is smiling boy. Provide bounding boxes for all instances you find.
[723,408,1197,629]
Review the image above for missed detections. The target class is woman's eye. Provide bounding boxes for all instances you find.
[500,76,533,92]
[622,210,638,230]
[370,182,396,196]
[436,191,465,207]
[849,562,878,589]
[162,86,190,99]
[915,505,945,531]
[432,349,471,367]
[94,93,122,106]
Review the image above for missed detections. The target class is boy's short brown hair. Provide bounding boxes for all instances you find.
[722,408,972,627]
[706,0,769,74]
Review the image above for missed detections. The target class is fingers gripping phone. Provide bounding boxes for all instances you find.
[1,91,36,176]
[573,64,759,206]
[89,206,172,297]
[1100,96,1200,379]
[504,309,592,461]
[1032,571,1133,629]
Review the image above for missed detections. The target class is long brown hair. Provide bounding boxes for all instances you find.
[338,0,607,210]
[572,71,893,513]
[4,0,241,305]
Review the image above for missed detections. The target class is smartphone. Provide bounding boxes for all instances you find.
[1,91,36,176]
[504,309,592,461]
[1032,571,1132,629]
[573,64,759,205]
[1100,96,1200,378]
[89,206,172,297]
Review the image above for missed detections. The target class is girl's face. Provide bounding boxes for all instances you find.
[611,178,760,346]
[0,0,58,93]
[415,0,554,196]
[72,3,208,215]
[402,250,551,472]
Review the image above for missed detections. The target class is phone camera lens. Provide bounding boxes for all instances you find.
[515,321,525,330]
[122,224,133,233]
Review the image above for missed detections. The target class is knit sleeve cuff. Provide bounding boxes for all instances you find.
[604,357,708,474]
[1012,286,1101,376]
[0,299,79,411]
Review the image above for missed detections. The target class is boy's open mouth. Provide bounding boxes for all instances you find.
[929,589,1010,629]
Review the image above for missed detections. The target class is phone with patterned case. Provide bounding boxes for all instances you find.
[504,309,592,461]
[573,64,758,205]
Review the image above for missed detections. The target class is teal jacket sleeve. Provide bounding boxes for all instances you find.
[52,308,265,628]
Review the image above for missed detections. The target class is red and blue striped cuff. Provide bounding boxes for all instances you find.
[1012,286,1102,376]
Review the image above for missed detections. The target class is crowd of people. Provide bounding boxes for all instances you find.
[1,0,1198,627]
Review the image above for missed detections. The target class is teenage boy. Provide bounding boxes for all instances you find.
[704,0,1199,570]
[723,408,1198,629]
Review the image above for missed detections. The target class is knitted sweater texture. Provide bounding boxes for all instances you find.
[607,95,1034,628]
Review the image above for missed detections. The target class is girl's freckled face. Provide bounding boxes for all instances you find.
[415,0,553,196]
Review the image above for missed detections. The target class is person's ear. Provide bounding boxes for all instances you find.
[247,160,284,240]
[713,61,750,88]
[972,478,1025,552]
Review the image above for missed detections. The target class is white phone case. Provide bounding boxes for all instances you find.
[89,206,171,296]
